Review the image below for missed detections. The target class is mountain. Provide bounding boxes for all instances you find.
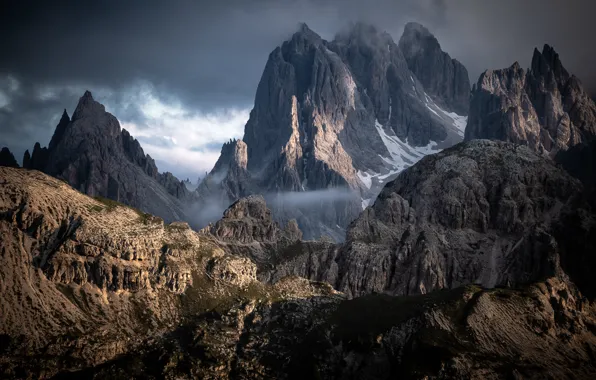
[398,22,471,115]
[465,45,596,153]
[264,140,596,301]
[20,91,188,223]
[2,150,596,378]
[0,147,19,167]
[196,22,470,240]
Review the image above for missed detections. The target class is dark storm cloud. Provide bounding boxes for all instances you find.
[1,0,595,171]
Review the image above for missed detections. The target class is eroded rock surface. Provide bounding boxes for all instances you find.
[19,91,188,223]
[465,45,596,154]
[265,140,595,300]
[1,166,596,379]
[195,22,470,240]
[47,279,596,380]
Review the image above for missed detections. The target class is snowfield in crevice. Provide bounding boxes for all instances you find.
[357,120,440,209]
[424,93,468,137]
[357,95,468,209]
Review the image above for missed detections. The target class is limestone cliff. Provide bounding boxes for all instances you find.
[2,167,596,379]
[20,91,188,223]
[196,22,470,240]
[465,45,596,154]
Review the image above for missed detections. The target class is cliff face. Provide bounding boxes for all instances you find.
[265,140,596,301]
[2,167,596,379]
[51,279,596,380]
[196,23,470,240]
[465,45,596,154]
[0,167,332,377]
[398,22,471,115]
[20,91,188,223]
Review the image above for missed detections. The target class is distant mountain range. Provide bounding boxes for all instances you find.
[2,20,596,379]
[4,22,594,243]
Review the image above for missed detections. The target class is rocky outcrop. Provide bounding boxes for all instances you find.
[264,140,595,300]
[207,195,305,273]
[196,22,470,240]
[22,142,49,171]
[157,171,189,199]
[120,128,159,178]
[2,167,596,379]
[40,279,596,380]
[197,139,252,202]
[19,91,188,223]
[398,22,470,115]
[556,140,596,189]
[465,45,596,154]
[0,147,19,167]
[48,109,71,150]
[211,195,298,244]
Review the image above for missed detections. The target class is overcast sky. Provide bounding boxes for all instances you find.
[1,0,594,180]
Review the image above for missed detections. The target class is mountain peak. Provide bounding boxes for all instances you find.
[530,43,569,84]
[61,108,70,121]
[72,90,105,121]
[0,147,19,168]
[297,22,312,33]
[288,22,322,45]
[403,21,432,37]
[398,21,470,115]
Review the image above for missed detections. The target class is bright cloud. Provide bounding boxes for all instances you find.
[115,82,249,179]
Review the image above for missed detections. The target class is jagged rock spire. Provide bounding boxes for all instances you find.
[48,108,71,150]
[466,44,596,153]
[0,147,19,167]
[22,149,31,168]
[398,21,471,115]
[72,90,106,121]
[531,44,570,87]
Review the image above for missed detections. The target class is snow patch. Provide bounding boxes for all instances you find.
[358,99,466,210]
[357,170,373,189]
[361,198,371,209]
[444,111,468,136]
[375,119,438,174]
[423,92,468,137]
[355,119,440,209]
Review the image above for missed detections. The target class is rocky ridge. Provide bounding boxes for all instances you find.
[465,44,596,154]
[2,166,596,379]
[398,22,470,115]
[264,140,596,300]
[20,91,189,223]
[0,167,334,377]
[196,22,470,240]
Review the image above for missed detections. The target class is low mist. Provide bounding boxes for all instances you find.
[185,187,361,239]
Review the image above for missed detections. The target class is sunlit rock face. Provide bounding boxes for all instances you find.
[465,44,596,154]
[196,22,470,240]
